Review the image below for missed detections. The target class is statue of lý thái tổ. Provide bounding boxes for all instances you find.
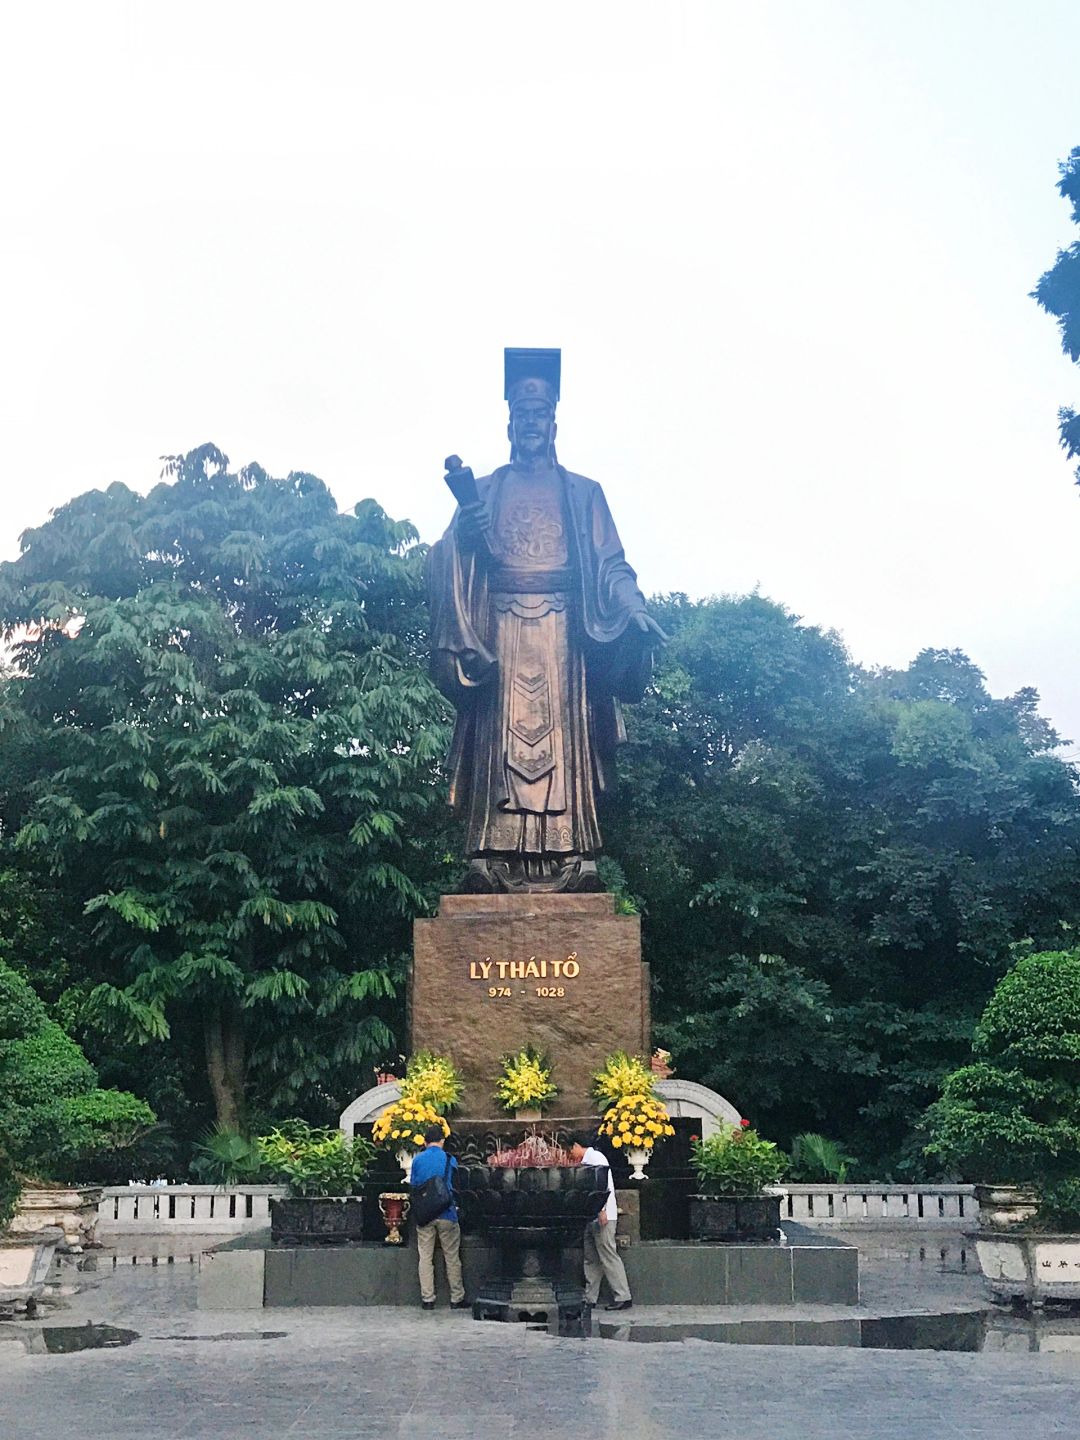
[426,347,666,894]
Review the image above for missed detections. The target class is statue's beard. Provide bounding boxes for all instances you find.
[510,437,557,466]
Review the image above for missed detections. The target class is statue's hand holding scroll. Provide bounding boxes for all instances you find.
[444,454,491,555]
[456,501,491,553]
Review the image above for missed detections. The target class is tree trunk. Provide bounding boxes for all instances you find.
[205,1006,247,1132]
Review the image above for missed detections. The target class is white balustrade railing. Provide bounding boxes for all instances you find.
[94,1181,976,1236]
[96,1185,286,1235]
[774,1184,977,1225]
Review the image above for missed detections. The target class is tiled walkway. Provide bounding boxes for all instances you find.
[2,1231,1079,1439]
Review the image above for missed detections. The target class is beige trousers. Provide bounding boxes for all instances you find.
[416,1218,465,1304]
[583,1216,631,1305]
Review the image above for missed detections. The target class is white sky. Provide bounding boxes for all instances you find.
[2,2,1079,743]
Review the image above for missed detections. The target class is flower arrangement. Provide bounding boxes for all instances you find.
[258,1120,374,1198]
[598,1093,675,1151]
[592,1050,657,1109]
[371,1095,450,1152]
[691,1121,786,1196]
[400,1050,463,1115]
[494,1045,558,1114]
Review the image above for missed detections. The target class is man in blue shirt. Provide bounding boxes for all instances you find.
[410,1125,467,1311]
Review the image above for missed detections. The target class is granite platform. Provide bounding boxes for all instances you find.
[198,1221,857,1309]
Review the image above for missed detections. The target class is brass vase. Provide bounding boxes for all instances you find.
[378,1191,410,1244]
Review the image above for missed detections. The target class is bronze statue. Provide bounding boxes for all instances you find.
[427,349,665,893]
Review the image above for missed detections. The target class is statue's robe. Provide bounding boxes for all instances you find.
[426,463,651,863]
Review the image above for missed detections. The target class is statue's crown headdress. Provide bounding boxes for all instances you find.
[505,347,560,411]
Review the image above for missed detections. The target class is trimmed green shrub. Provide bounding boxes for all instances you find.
[0,1144,19,1231]
[0,961,46,1041]
[925,949,1080,1220]
[0,959,157,1184]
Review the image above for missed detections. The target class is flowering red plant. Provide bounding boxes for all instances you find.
[740,1118,751,1128]
[691,1125,786,1196]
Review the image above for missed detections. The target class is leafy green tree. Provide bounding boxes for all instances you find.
[1032,146,1080,491]
[608,596,1080,1172]
[0,446,452,1131]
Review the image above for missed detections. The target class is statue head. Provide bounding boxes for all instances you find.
[508,395,557,464]
[505,347,560,465]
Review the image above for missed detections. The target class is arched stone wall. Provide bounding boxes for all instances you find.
[654,1078,741,1138]
[339,1081,401,1134]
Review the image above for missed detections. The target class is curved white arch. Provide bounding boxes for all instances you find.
[339,1081,402,1134]
[654,1078,742,1137]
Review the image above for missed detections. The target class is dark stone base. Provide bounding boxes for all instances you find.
[198,1221,858,1309]
[471,1279,591,1336]
[623,1225,858,1306]
[688,1194,783,1243]
[597,1311,987,1350]
[269,1197,365,1245]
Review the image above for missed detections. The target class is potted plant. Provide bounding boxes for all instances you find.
[593,1052,675,1179]
[689,1120,787,1241]
[371,1096,449,1180]
[261,1120,375,1244]
[494,1045,557,1121]
[924,947,1080,1304]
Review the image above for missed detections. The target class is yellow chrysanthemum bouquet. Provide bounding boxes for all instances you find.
[372,1049,461,1152]
[593,1051,675,1155]
[371,1095,449,1152]
[598,1093,675,1152]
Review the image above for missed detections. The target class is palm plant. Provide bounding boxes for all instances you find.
[787,1133,855,1183]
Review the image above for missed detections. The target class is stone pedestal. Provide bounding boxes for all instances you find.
[409,893,649,1117]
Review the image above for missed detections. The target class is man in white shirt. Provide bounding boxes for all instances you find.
[567,1140,632,1310]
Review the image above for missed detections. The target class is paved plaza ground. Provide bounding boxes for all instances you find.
[3,1231,1080,1439]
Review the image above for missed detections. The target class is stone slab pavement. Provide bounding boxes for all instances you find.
[1,1229,1079,1440]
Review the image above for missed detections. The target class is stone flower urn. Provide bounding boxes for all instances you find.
[625,1147,650,1181]
[11,1187,103,1253]
[0,1225,65,1315]
[396,1149,415,1182]
[974,1184,1040,1229]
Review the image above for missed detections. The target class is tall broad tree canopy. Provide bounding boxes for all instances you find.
[0,445,451,1130]
[606,595,1080,1171]
[1032,145,1080,490]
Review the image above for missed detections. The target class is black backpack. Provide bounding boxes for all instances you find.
[411,1152,454,1227]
